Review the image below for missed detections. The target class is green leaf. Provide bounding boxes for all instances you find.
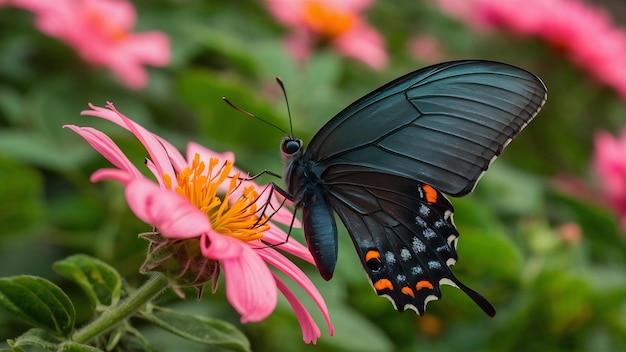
[140,306,250,352]
[53,255,122,309]
[59,342,104,352]
[0,276,75,337]
[8,328,64,351]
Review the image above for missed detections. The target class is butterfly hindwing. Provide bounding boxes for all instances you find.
[323,166,496,315]
[306,60,547,196]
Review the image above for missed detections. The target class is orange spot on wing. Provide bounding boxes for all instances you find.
[401,286,415,298]
[422,184,438,204]
[416,280,434,291]
[365,250,381,262]
[374,279,394,291]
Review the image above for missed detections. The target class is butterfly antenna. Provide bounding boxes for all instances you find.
[222,97,288,135]
[275,77,294,138]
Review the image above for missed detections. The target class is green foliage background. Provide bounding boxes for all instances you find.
[1,0,626,351]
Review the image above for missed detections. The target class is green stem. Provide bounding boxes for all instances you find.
[72,273,169,344]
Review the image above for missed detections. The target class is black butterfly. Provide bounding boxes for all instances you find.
[278,60,547,316]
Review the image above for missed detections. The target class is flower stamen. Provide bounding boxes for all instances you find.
[171,154,269,242]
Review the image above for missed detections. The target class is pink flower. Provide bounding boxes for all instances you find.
[434,0,626,100]
[64,103,333,343]
[265,0,387,70]
[11,0,169,89]
[593,129,626,232]
[408,34,446,63]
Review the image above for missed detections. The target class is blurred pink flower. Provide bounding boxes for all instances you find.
[557,222,583,245]
[408,34,446,63]
[11,0,169,89]
[265,0,387,70]
[434,0,626,99]
[64,103,333,343]
[593,129,626,231]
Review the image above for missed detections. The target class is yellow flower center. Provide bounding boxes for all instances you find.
[162,154,268,242]
[303,1,357,39]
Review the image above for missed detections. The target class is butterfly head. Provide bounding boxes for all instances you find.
[280,137,303,160]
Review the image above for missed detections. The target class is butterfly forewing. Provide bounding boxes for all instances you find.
[306,60,547,196]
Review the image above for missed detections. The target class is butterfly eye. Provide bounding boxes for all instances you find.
[282,139,302,156]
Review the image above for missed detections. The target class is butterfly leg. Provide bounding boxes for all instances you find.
[237,169,282,181]
[257,182,301,249]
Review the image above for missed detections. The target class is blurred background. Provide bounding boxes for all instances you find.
[1,0,626,351]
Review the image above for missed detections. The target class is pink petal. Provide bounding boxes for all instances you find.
[285,29,315,64]
[187,142,235,167]
[125,179,211,239]
[90,168,134,184]
[408,35,446,63]
[64,124,143,179]
[81,103,177,186]
[103,32,170,89]
[264,0,305,26]
[83,0,136,31]
[200,230,244,259]
[259,226,315,265]
[219,241,278,323]
[257,247,333,335]
[106,102,176,180]
[315,0,372,12]
[333,21,387,70]
[274,275,322,343]
[121,32,170,66]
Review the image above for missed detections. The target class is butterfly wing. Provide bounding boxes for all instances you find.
[323,165,496,315]
[306,60,547,197]
[289,60,545,314]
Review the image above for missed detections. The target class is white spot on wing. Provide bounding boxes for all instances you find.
[404,304,420,314]
[385,251,396,265]
[440,278,458,289]
[423,228,436,239]
[397,274,407,282]
[380,293,398,310]
[447,235,459,249]
[423,295,439,312]
[428,261,442,269]
[412,266,424,275]
[412,237,425,253]
[400,248,411,261]
[419,205,430,216]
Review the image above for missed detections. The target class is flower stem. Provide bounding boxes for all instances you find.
[72,273,169,344]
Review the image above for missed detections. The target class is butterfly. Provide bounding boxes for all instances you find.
[277,60,546,316]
